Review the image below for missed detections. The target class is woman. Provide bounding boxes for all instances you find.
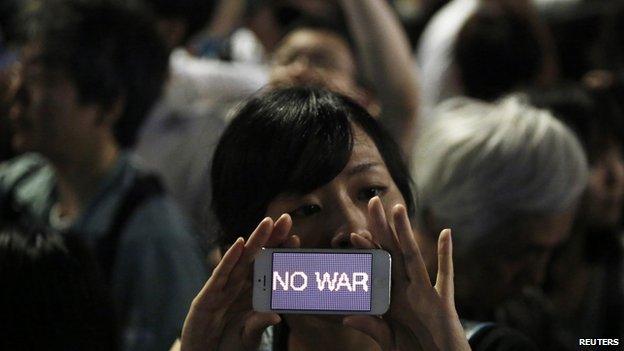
[528,84,624,347]
[176,86,470,351]
[411,96,588,348]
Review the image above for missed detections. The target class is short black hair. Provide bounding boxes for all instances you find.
[0,225,118,350]
[527,83,624,164]
[211,86,414,246]
[455,2,543,101]
[23,0,169,148]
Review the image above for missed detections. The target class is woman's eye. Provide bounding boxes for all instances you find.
[358,186,387,201]
[289,204,321,218]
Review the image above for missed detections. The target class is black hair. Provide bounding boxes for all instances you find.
[526,83,624,164]
[142,0,216,43]
[454,2,543,101]
[0,0,19,44]
[593,1,624,72]
[211,86,414,246]
[22,0,169,148]
[0,225,118,350]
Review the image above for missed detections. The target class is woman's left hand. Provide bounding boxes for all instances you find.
[343,196,471,351]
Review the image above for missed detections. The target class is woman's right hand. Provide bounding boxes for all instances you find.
[344,196,471,351]
[180,214,296,351]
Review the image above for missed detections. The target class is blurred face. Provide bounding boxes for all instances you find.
[464,209,575,309]
[11,45,101,161]
[585,140,624,229]
[270,30,361,103]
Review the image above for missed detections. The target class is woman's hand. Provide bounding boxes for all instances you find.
[179,214,296,351]
[343,196,471,351]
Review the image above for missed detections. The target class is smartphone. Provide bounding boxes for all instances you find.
[253,248,391,314]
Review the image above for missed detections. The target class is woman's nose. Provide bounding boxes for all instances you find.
[330,232,352,248]
[328,201,368,248]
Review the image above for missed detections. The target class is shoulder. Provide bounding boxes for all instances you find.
[117,159,204,255]
[111,166,207,280]
[0,153,51,188]
[465,322,538,351]
[0,153,56,221]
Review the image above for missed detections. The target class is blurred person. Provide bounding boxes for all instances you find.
[535,0,607,81]
[188,0,345,62]
[137,0,419,246]
[134,0,267,241]
[0,224,118,351]
[269,0,419,158]
[528,84,624,347]
[172,86,535,351]
[412,96,588,348]
[0,1,207,350]
[415,0,558,121]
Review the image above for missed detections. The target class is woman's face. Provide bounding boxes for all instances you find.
[586,140,624,229]
[264,125,406,346]
[265,126,406,248]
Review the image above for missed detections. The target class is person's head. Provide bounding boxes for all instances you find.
[412,96,588,317]
[528,84,624,231]
[212,86,413,338]
[0,225,117,350]
[11,0,168,161]
[270,28,366,107]
[245,0,344,54]
[454,1,545,100]
[212,86,413,249]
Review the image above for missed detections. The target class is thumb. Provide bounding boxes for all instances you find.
[343,315,394,351]
[242,312,281,350]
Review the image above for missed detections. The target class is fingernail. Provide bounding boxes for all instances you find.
[392,204,405,217]
[261,217,273,229]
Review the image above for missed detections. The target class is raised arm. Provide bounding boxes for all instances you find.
[340,0,419,158]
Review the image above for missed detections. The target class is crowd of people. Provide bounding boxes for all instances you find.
[0,0,623,350]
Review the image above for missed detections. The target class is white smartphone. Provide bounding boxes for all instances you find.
[253,248,391,315]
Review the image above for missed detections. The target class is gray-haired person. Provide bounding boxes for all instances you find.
[411,96,588,349]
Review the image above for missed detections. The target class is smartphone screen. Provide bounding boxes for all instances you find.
[254,248,391,314]
[271,252,372,312]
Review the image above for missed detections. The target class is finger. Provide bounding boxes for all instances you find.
[226,218,275,297]
[343,316,394,351]
[242,217,275,263]
[282,234,301,248]
[370,197,409,283]
[196,237,244,300]
[392,204,430,285]
[434,229,454,301]
[242,312,281,349]
[350,232,377,249]
[368,197,397,254]
[266,213,292,247]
